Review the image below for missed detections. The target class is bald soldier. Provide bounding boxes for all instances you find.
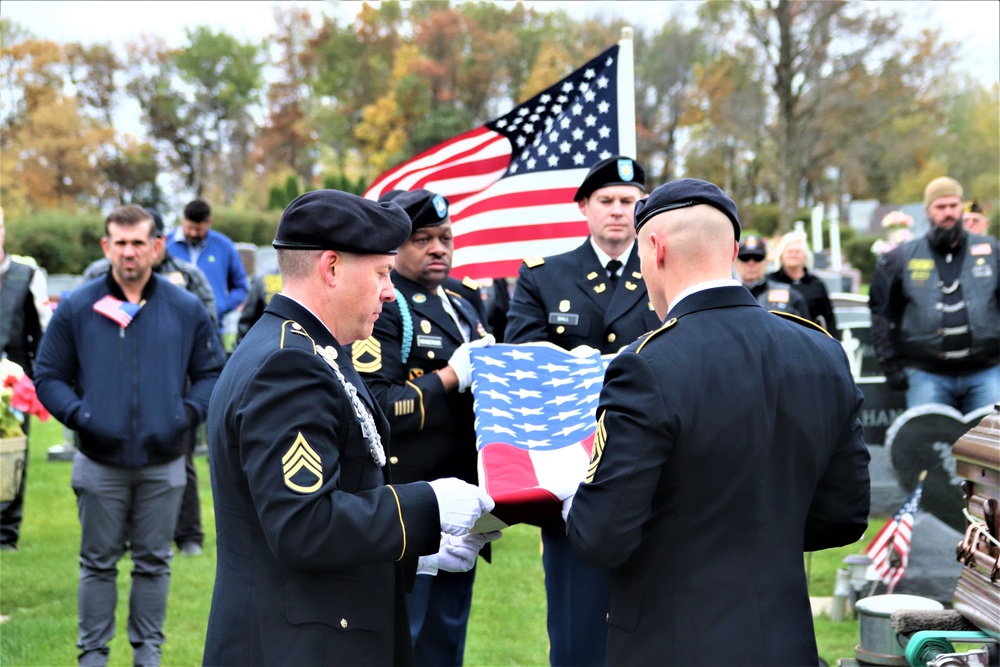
[566,179,870,665]
[204,190,498,666]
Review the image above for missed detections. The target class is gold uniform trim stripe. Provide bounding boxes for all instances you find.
[405,381,426,430]
[585,411,607,483]
[770,310,832,337]
[636,317,677,354]
[279,320,317,352]
[387,485,406,560]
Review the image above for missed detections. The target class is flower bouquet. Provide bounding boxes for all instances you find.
[2,358,49,502]
[2,358,49,438]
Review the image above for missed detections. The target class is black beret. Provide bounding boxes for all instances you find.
[377,189,449,231]
[634,178,741,240]
[737,235,767,260]
[574,155,646,202]
[273,190,411,255]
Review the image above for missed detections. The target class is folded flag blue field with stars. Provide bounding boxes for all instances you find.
[365,40,634,280]
[470,343,611,525]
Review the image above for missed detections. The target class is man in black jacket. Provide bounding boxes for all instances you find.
[204,190,497,666]
[35,205,225,667]
[567,179,870,665]
[353,188,494,666]
[505,156,659,667]
[0,207,52,551]
[869,176,1000,411]
[734,235,810,318]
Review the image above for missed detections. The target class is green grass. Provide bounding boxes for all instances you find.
[2,418,870,665]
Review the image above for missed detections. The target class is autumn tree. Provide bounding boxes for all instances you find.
[124,28,264,199]
[254,7,317,186]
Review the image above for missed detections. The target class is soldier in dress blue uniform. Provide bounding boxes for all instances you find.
[352,189,495,666]
[504,155,658,666]
[566,179,870,665]
[203,190,498,667]
[734,234,810,318]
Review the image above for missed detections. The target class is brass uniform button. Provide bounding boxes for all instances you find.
[340,618,348,629]
[556,326,565,334]
[389,456,399,464]
[607,333,616,343]
[428,351,435,359]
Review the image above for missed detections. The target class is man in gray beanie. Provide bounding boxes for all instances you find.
[869,176,1000,411]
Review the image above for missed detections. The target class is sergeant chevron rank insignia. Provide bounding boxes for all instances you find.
[352,337,382,373]
[282,432,323,493]
[585,412,608,483]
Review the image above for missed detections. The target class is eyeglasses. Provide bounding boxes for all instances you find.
[739,255,765,263]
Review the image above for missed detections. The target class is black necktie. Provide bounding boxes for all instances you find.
[606,259,623,285]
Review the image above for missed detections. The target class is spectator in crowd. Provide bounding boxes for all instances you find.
[566,178,870,665]
[235,269,281,346]
[505,155,659,667]
[353,189,494,666]
[0,206,52,552]
[83,207,215,556]
[34,205,224,666]
[166,199,248,337]
[203,190,497,666]
[733,234,810,318]
[769,230,840,338]
[963,200,991,236]
[869,176,1000,412]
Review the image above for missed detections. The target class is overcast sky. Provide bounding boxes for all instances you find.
[3,0,998,87]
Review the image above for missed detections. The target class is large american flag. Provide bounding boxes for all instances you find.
[365,41,634,280]
[470,343,611,525]
[865,475,924,593]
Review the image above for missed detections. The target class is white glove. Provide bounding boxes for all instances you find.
[568,345,599,359]
[448,334,496,392]
[428,477,495,535]
[416,531,503,575]
[561,494,575,522]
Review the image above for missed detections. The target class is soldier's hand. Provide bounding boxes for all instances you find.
[416,531,502,574]
[568,345,599,358]
[428,477,495,535]
[447,334,496,392]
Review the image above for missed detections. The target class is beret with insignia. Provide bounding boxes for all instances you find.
[634,178,741,241]
[273,189,411,254]
[378,189,449,231]
[574,155,647,202]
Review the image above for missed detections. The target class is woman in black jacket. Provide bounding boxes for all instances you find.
[770,231,840,339]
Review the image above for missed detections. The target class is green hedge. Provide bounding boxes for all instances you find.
[4,211,106,275]
[844,233,881,285]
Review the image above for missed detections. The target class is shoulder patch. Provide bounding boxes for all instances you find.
[279,320,318,352]
[461,276,479,290]
[523,256,545,268]
[636,317,677,353]
[770,310,832,337]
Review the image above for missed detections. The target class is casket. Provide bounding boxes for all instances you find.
[952,402,1000,639]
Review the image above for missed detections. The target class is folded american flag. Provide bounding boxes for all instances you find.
[470,343,610,525]
[93,295,142,328]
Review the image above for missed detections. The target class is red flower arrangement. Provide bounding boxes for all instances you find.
[2,359,50,438]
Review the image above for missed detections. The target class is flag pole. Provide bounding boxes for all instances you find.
[618,27,637,158]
